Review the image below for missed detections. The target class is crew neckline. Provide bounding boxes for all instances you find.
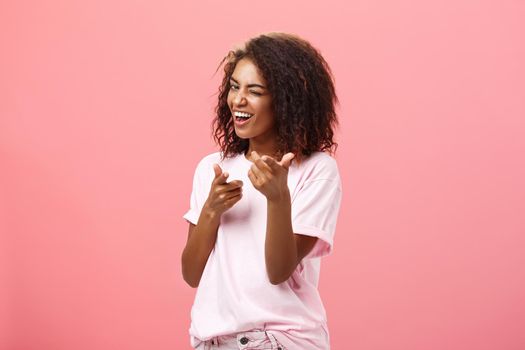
[242,152,252,164]
[240,151,301,169]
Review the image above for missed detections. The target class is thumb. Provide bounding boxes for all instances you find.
[279,153,295,170]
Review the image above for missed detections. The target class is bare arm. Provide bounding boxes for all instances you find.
[181,209,221,288]
[181,164,243,288]
[265,194,318,285]
[247,151,318,285]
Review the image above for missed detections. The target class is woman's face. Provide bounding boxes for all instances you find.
[227,58,276,141]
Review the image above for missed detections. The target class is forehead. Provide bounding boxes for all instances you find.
[231,58,266,83]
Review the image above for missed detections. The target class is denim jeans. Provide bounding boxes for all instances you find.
[194,329,286,350]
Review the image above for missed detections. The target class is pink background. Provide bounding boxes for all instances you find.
[1,0,524,349]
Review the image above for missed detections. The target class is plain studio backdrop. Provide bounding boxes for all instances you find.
[1,0,524,349]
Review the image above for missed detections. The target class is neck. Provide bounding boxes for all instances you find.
[245,139,279,161]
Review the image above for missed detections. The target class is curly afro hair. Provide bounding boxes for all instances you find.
[212,32,339,164]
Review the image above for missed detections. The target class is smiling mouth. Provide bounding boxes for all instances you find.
[233,111,254,121]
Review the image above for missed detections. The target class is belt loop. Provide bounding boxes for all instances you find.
[210,336,219,348]
[265,331,278,348]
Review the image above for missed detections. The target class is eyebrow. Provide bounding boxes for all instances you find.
[230,77,266,89]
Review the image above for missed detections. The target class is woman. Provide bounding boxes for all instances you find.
[181,32,342,350]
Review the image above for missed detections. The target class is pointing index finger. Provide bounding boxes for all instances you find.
[212,164,229,185]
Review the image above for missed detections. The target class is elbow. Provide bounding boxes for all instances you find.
[188,281,199,289]
[182,270,200,288]
[183,275,199,288]
[268,270,291,285]
[269,275,289,285]
[181,258,200,288]
[269,277,284,285]
[266,260,296,285]
[266,257,296,285]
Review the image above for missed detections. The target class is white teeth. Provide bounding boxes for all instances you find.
[234,111,253,118]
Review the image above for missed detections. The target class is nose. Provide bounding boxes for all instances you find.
[232,89,247,106]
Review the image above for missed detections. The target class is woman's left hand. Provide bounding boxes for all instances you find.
[247,151,295,201]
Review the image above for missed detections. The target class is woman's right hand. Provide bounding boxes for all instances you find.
[202,163,243,217]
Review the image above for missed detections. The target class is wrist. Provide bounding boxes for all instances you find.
[267,190,291,205]
[201,204,221,223]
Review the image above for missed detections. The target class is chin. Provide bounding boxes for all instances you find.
[233,130,250,139]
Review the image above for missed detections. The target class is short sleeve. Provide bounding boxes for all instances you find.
[182,157,211,225]
[291,177,342,259]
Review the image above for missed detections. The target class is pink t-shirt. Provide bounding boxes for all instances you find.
[183,151,342,349]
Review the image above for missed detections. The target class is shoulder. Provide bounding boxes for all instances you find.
[193,151,244,174]
[196,151,223,167]
[193,151,225,169]
[294,151,340,182]
[189,151,223,178]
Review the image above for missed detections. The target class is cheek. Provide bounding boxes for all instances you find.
[257,100,273,118]
[263,105,275,124]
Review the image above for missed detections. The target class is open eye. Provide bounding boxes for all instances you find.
[230,84,239,91]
